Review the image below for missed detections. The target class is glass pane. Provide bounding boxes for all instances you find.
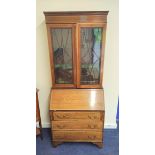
[80,27,103,85]
[51,28,73,84]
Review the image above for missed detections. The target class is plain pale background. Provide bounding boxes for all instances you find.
[36,0,119,128]
[1,0,155,155]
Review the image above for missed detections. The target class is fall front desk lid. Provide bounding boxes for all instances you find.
[50,89,104,111]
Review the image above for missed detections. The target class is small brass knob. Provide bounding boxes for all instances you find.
[88,135,96,140]
[57,125,64,129]
[88,124,96,129]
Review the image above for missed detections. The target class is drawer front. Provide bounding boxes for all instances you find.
[52,120,103,130]
[53,131,102,142]
[52,112,102,120]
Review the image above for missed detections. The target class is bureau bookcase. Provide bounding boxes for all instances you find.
[44,11,108,148]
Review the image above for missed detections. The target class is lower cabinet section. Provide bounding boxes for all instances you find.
[52,130,102,142]
[50,110,104,148]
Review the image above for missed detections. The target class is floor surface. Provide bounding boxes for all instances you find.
[36,124,119,155]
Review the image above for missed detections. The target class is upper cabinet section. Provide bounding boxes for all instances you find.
[44,11,108,88]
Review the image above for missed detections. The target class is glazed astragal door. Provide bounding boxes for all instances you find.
[77,24,106,88]
[47,24,76,88]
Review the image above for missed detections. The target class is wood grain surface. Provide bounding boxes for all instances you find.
[52,120,103,130]
[53,130,102,142]
[50,89,104,110]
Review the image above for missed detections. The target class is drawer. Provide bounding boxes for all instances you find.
[52,120,103,130]
[53,130,102,142]
[52,112,102,120]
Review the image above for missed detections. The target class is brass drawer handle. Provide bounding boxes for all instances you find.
[55,114,70,119]
[63,114,70,119]
[88,135,96,140]
[88,124,97,129]
[55,115,63,119]
[88,115,98,119]
[57,125,65,129]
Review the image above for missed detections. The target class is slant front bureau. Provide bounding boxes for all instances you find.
[44,11,108,148]
[50,89,104,148]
